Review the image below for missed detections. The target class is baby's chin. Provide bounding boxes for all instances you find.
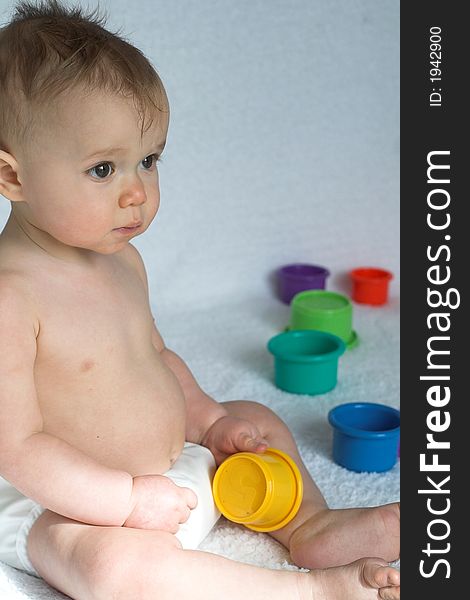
[95,228,150,254]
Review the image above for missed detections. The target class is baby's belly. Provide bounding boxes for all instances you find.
[35,353,187,476]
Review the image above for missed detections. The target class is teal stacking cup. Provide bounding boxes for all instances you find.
[290,290,358,349]
[267,330,346,395]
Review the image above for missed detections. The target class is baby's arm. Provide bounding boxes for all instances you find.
[125,244,228,442]
[157,343,227,443]
[0,278,195,531]
[150,319,268,463]
[156,335,268,464]
[128,245,268,462]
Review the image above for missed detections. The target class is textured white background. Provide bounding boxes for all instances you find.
[0,1,400,597]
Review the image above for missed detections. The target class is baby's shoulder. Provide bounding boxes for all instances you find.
[0,242,39,298]
[0,232,36,278]
[118,242,145,267]
[0,268,39,336]
[117,243,149,288]
[0,251,33,296]
[0,235,43,326]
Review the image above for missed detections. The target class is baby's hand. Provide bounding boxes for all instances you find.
[201,416,269,465]
[123,474,197,533]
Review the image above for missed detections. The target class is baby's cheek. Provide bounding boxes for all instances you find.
[144,197,159,224]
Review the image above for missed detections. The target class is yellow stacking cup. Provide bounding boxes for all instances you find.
[212,448,303,532]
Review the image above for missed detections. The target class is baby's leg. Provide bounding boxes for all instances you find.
[28,510,399,600]
[28,510,307,599]
[223,401,400,569]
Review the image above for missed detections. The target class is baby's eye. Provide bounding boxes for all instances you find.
[141,154,159,170]
[88,162,114,179]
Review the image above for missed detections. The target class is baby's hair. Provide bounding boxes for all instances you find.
[0,0,167,153]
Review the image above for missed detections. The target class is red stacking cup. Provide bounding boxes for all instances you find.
[349,267,393,306]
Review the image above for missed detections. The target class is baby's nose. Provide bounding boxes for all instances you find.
[119,177,147,207]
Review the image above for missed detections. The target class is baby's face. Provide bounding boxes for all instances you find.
[16,89,168,255]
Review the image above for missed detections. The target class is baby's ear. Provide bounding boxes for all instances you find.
[0,150,23,202]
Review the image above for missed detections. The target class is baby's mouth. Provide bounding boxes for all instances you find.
[113,222,143,234]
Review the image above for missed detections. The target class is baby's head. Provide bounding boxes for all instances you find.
[0,0,170,255]
[0,0,168,156]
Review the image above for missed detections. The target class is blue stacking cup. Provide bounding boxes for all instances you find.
[328,402,400,473]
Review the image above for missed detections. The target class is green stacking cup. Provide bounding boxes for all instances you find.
[267,330,346,395]
[290,290,358,349]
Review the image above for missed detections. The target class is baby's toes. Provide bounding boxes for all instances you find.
[362,560,400,589]
[379,584,400,600]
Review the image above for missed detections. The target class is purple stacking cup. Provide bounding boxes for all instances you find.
[277,264,330,305]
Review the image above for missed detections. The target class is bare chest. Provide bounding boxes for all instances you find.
[35,260,153,368]
[30,257,186,474]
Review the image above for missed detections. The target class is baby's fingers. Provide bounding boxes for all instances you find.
[238,431,269,453]
[176,488,197,525]
[182,486,198,510]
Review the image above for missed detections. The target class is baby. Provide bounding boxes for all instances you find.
[0,2,400,599]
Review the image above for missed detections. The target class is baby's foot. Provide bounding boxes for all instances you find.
[290,503,400,569]
[308,557,400,600]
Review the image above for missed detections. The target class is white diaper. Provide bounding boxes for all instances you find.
[0,481,45,576]
[0,443,220,577]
